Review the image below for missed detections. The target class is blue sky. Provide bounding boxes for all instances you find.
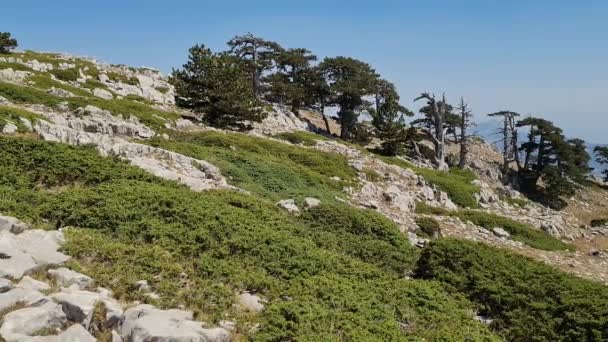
[3,0,607,142]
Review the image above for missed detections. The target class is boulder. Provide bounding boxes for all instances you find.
[238,292,265,312]
[121,304,230,342]
[0,215,29,234]
[93,88,114,100]
[303,197,321,210]
[53,324,96,342]
[0,230,69,279]
[383,185,415,211]
[51,288,123,329]
[350,160,365,172]
[276,199,300,214]
[0,287,47,312]
[48,268,93,290]
[0,302,66,341]
[492,227,511,239]
[2,122,18,134]
[19,117,33,131]
[47,87,74,98]
[16,276,51,292]
[0,68,31,83]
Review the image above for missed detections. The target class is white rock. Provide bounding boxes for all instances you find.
[16,276,51,291]
[351,160,365,172]
[0,302,66,342]
[111,329,124,342]
[54,324,96,342]
[2,122,18,134]
[93,88,114,100]
[98,73,110,83]
[51,288,123,329]
[303,197,321,210]
[276,199,300,214]
[121,304,230,342]
[238,292,265,312]
[0,230,69,279]
[47,268,93,290]
[492,227,511,239]
[0,288,47,312]
[0,215,29,234]
[0,278,13,293]
[19,117,33,131]
[47,87,74,98]
[0,68,31,82]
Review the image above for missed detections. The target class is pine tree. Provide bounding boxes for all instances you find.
[456,98,475,168]
[414,93,451,170]
[227,33,282,99]
[171,44,265,130]
[0,32,17,53]
[319,57,378,140]
[594,146,608,181]
[265,48,317,113]
[370,79,413,156]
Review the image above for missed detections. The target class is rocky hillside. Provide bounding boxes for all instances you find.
[1,50,608,341]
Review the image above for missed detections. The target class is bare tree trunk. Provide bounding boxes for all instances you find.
[252,40,259,99]
[502,116,509,175]
[320,104,331,134]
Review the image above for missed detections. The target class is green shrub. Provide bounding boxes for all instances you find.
[417,238,608,341]
[590,218,608,227]
[0,105,45,132]
[415,217,441,237]
[50,68,79,82]
[503,196,530,208]
[0,61,34,72]
[414,202,571,251]
[148,131,357,202]
[0,81,61,107]
[273,131,328,146]
[0,136,496,340]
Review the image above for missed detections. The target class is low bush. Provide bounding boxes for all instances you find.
[416,238,608,341]
[0,136,496,340]
[273,131,328,146]
[0,61,34,72]
[414,202,571,251]
[50,68,79,82]
[149,131,357,202]
[415,217,441,237]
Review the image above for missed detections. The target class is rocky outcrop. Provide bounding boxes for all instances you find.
[251,105,310,135]
[0,215,230,341]
[0,68,31,83]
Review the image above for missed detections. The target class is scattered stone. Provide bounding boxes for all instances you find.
[0,287,47,312]
[93,88,114,100]
[303,197,321,210]
[0,302,66,341]
[48,267,94,290]
[121,304,230,342]
[16,276,51,292]
[492,227,511,239]
[2,122,18,134]
[0,215,29,234]
[0,68,31,83]
[134,279,151,292]
[47,87,74,98]
[51,288,123,329]
[330,176,341,181]
[0,230,69,279]
[238,292,265,312]
[276,199,300,214]
[350,160,364,172]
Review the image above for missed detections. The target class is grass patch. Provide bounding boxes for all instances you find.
[27,74,92,97]
[0,135,496,340]
[377,155,480,208]
[106,71,139,85]
[0,61,34,72]
[148,131,358,203]
[0,105,45,132]
[503,196,530,208]
[417,238,608,341]
[273,131,328,146]
[415,202,571,251]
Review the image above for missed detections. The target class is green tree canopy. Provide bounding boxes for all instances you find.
[319,56,378,140]
[0,32,18,53]
[265,48,317,113]
[370,79,413,156]
[171,44,265,130]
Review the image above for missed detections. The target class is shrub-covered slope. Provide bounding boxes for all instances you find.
[0,136,496,340]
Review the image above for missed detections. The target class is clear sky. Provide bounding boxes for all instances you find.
[3,0,607,142]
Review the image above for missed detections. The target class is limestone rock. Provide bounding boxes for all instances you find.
[238,292,265,312]
[2,122,18,134]
[48,268,93,290]
[492,227,511,239]
[16,276,51,292]
[93,88,114,100]
[0,230,69,279]
[0,215,29,234]
[0,288,47,312]
[0,278,13,293]
[51,288,123,329]
[47,87,74,98]
[121,304,230,342]
[277,199,300,214]
[0,302,66,342]
[303,197,321,210]
[54,324,96,342]
[251,104,310,135]
[0,68,31,83]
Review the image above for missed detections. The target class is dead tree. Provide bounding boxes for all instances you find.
[456,97,475,169]
[415,92,450,170]
[488,111,521,176]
